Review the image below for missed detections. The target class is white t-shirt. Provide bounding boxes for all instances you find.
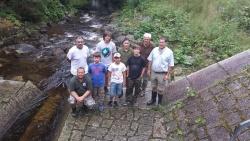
[147,47,174,72]
[67,45,90,75]
[96,40,117,66]
[108,62,126,83]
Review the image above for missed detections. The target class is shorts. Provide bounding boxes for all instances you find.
[110,82,123,97]
[68,95,77,104]
[151,71,169,95]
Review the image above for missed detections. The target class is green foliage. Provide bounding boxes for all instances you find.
[0,0,88,23]
[40,0,65,21]
[117,0,250,72]
[186,87,197,97]
[220,0,250,31]
[195,116,206,125]
[0,7,21,26]
[176,128,184,136]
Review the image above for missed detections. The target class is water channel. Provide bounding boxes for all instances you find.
[0,1,124,140]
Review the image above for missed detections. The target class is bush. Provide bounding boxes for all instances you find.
[220,0,250,32]
[117,0,249,71]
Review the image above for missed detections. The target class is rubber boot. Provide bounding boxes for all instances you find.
[147,91,157,105]
[158,94,163,105]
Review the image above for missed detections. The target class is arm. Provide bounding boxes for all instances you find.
[122,71,126,86]
[108,71,111,86]
[126,66,129,77]
[164,52,174,80]
[164,66,174,81]
[140,67,146,78]
[147,61,152,77]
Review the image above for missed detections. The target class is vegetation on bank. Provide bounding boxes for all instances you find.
[0,0,88,33]
[117,0,250,74]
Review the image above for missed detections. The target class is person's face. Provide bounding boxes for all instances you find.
[159,39,166,49]
[94,56,100,63]
[114,57,121,63]
[77,68,85,79]
[143,37,151,45]
[76,38,84,49]
[133,48,140,56]
[123,40,130,49]
[104,35,111,43]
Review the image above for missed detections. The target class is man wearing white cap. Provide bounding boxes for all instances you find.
[138,33,154,96]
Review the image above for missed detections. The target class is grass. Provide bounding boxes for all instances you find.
[116,0,250,75]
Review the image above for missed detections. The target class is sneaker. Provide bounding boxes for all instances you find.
[123,101,132,106]
[98,104,104,112]
[140,90,145,97]
[71,111,78,117]
[108,101,112,107]
[113,101,119,107]
[71,108,78,117]
[104,86,109,93]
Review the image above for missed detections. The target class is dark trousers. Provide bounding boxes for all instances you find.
[126,78,141,103]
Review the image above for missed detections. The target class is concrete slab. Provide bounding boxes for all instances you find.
[218,50,250,75]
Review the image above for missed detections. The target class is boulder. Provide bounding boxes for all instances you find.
[0,80,44,140]
[4,43,37,55]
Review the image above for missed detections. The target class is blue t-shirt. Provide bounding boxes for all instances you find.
[88,63,107,87]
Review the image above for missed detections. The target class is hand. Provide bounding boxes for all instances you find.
[75,96,82,103]
[163,74,169,81]
[78,95,86,102]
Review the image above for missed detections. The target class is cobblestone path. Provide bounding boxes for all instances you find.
[58,66,249,141]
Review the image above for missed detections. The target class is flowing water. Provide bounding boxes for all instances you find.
[0,1,124,140]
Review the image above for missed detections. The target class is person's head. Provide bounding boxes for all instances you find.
[133,47,140,56]
[159,37,167,49]
[113,52,121,64]
[103,31,112,43]
[122,38,130,50]
[75,36,84,49]
[93,52,101,63]
[143,33,151,45]
[77,67,85,79]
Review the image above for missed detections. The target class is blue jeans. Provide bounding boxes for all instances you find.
[110,82,123,97]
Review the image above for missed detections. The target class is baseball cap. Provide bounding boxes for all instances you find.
[114,52,121,58]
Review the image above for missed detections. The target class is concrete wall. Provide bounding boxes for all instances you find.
[165,49,250,102]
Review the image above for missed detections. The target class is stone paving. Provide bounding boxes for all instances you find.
[58,67,249,141]
[58,51,250,141]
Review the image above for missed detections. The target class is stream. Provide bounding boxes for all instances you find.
[0,1,124,140]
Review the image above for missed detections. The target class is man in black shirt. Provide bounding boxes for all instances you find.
[124,47,146,106]
[68,67,92,117]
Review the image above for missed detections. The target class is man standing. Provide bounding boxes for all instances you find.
[139,33,154,96]
[67,36,90,75]
[68,67,92,117]
[96,31,117,92]
[147,37,174,105]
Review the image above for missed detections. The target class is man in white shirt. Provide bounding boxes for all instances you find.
[96,31,117,92]
[147,37,174,105]
[67,36,90,75]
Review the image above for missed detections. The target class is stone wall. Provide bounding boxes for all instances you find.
[165,49,250,102]
[0,80,44,140]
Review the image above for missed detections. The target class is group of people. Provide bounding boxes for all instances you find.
[67,31,174,117]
